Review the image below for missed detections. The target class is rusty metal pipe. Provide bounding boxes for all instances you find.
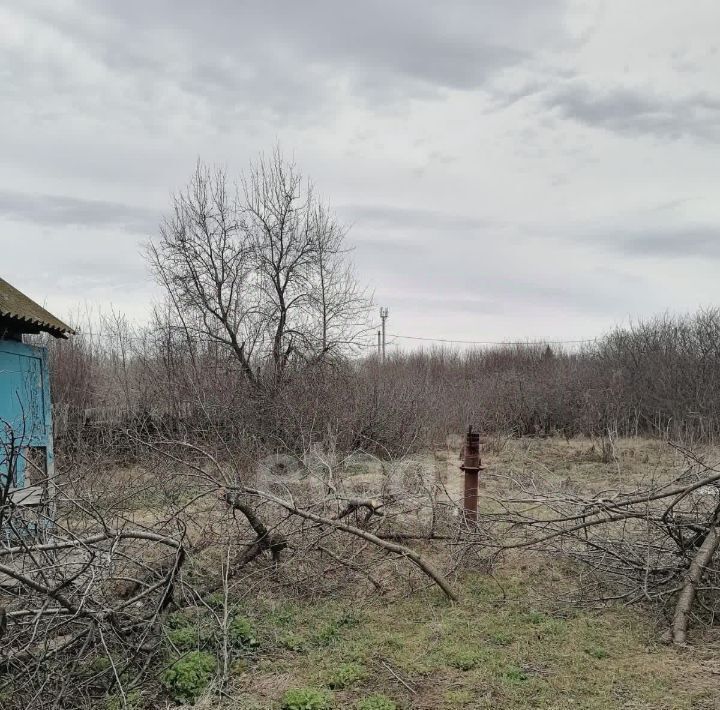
[463,468,479,523]
[460,426,483,523]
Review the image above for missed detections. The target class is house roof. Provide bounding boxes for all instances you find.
[0,277,75,338]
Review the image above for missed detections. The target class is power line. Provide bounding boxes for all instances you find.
[55,329,397,352]
[388,333,597,346]
[61,329,597,348]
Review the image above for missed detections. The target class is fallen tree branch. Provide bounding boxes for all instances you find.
[317,544,387,593]
[333,498,384,525]
[224,491,287,567]
[672,510,720,645]
[234,486,458,602]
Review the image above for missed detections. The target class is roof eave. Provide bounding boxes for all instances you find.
[0,312,75,338]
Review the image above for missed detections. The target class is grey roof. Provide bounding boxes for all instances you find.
[0,277,75,337]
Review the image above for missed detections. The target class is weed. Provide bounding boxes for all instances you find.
[165,608,215,652]
[162,650,216,704]
[267,604,300,627]
[83,655,113,676]
[525,611,547,625]
[167,624,202,652]
[280,632,307,652]
[356,694,398,710]
[446,647,484,671]
[204,592,227,610]
[335,609,363,629]
[324,661,366,689]
[105,689,143,710]
[314,610,363,646]
[166,608,200,629]
[501,666,528,683]
[488,631,513,646]
[281,687,333,710]
[228,616,259,650]
[379,632,405,651]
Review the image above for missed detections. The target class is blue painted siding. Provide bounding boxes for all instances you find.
[0,340,53,489]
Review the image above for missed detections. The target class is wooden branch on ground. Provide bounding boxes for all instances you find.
[672,506,720,645]
[333,497,384,525]
[223,490,287,568]
[235,486,458,602]
[317,544,387,593]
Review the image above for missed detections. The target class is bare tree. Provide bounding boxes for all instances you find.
[148,162,259,382]
[148,150,371,384]
[307,202,372,361]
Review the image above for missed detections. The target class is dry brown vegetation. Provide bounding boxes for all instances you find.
[44,306,720,461]
[3,432,720,709]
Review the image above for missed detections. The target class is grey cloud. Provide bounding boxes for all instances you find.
[479,271,637,315]
[16,0,568,118]
[352,223,641,317]
[345,202,643,316]
[606,226,720,259]
[388,294,498,316]
[542,82,720,140]
[0,190,159,233]
[1,225,154,316]
[341,204,492,233]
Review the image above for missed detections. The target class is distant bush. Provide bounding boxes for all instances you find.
[48,307,720,462]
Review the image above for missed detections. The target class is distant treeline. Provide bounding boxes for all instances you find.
[42,308,720,460]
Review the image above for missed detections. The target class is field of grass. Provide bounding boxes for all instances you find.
[434,434,685,500]
[174,568,719,709]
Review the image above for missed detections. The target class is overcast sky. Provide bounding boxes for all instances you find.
[1,1,719,347]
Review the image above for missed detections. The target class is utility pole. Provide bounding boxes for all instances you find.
[379,307,388,362]
[377,329,381,358]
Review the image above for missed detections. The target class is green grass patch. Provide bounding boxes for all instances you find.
[162,650,216,704]
[323,661,367,689]
[281,687,333,710]
[148,569,717,709]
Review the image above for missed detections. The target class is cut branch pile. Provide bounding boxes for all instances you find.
[481,444,720,644]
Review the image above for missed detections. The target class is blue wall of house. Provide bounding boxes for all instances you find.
[0,339,53,489]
